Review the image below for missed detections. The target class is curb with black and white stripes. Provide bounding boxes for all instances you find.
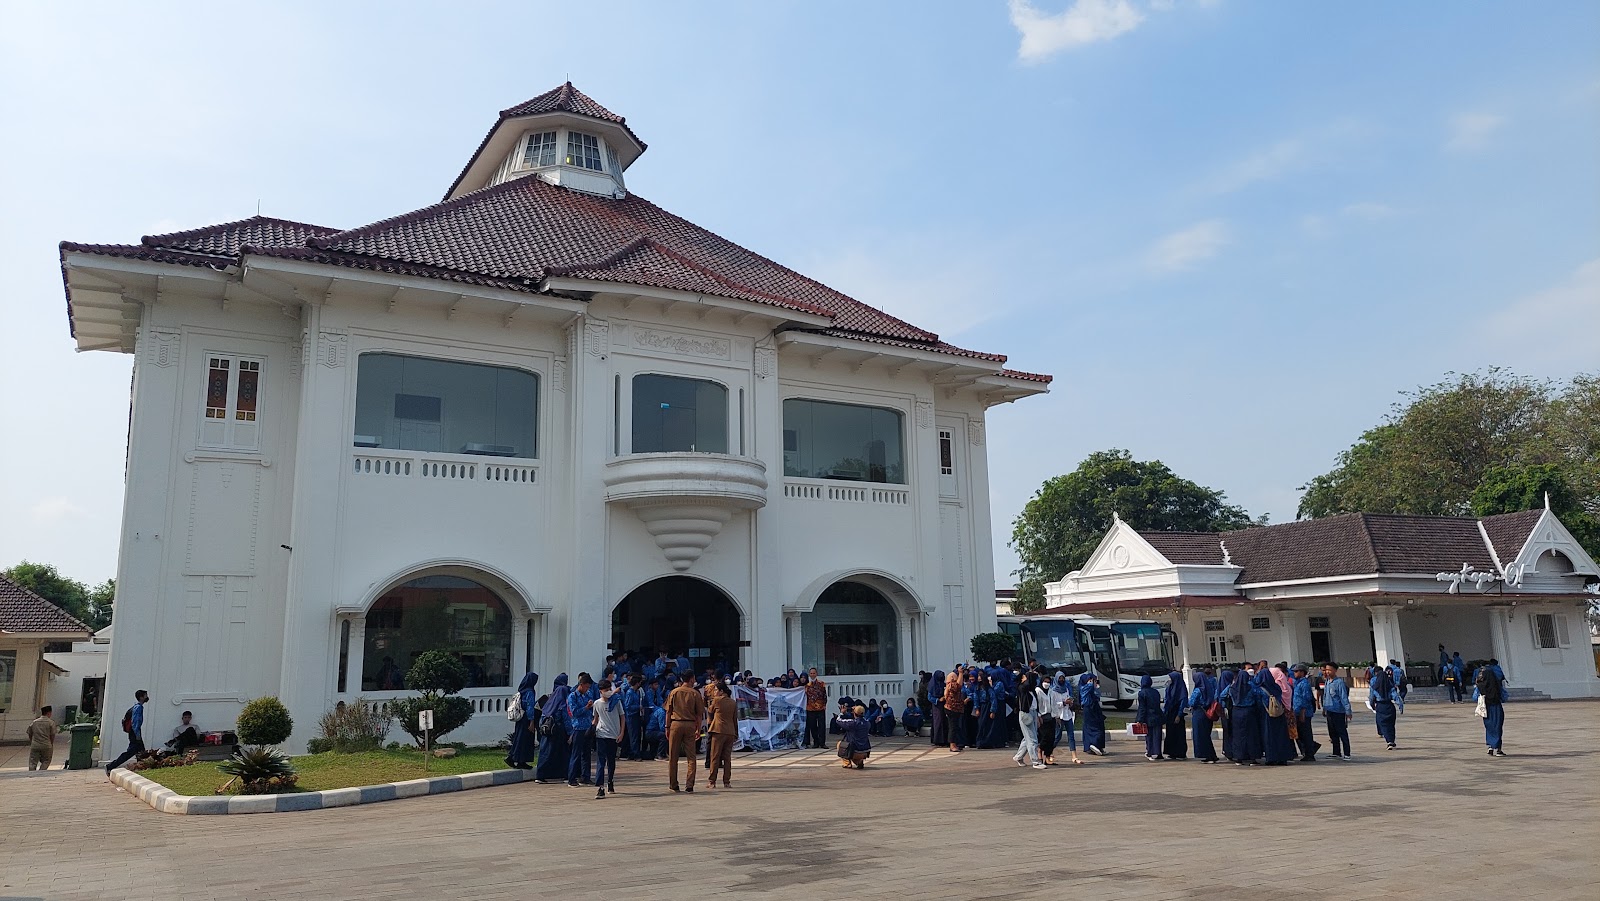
[109,766,536,814]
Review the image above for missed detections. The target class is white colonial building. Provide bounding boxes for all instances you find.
[60,84,1048,752]
[1045,506,1600,699]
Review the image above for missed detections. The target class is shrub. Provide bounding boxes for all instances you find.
[970,632,1018,664]
[315,698,393,753]
[407,651,470,694]
[390,695,474,747]
[236,696,294,746]
[218,745,297,793]
[306,737,333,754]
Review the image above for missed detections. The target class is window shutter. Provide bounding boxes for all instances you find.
[1529,614,1540,647]
[1555,614,1571,648]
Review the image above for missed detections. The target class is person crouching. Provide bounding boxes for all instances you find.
[837,705,872,769]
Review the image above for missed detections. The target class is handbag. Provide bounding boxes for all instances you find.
[1205,701,1222,721]
[507,694,525,722]
[1474,697,1488,718]
[1265,696,1285,718]
[537,715,554,738]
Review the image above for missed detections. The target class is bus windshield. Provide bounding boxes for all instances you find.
[1111,622,1173,676]
[1021,622,1086,673]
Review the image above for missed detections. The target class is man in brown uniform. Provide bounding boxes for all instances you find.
[27,706,58,772]
[665,678,705,793]
[706,681,738,789]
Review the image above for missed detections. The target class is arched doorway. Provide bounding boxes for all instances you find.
[360,574,514,691]
[801,580,903,676]
[612,576,741,676]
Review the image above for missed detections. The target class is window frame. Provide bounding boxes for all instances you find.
[198,351,265,451]
[565,130,603,171]
[1249,616,1272,632]
[781,396,908,485]
[522,130,558,168]
[1203,619,1225,633]
[628,372,731,455]
[351,351,541,459]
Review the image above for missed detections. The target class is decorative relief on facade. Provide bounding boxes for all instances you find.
[585,319,609,356]
[915,400,934,429]
[754,345,776,379]
[553,358,568,393]
[147,328,180,367]
[967,421,985,446]
[318,329,348,368]
[565,321,579,360]
[632,327,732,360]
[293,328,309,379]
[185,462,260,575]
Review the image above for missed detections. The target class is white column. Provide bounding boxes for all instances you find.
[898,614,915,676]
[1278,609,1304,666]
[343,615,367,695]
[511,617,529,681]
[784,612,803,672]
[1175,615,1194,684]
[1488,606,1513,681]
[1369,605,1399,670]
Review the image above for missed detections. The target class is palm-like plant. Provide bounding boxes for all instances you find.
[217,746,296,783]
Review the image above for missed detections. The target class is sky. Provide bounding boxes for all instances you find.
[1,1,1596,589]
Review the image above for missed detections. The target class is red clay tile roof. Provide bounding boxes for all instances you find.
[1138,511,1541,583]
[143,216,340,258]
[0,576,92,635]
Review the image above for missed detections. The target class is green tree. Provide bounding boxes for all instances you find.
[390,650,474,747]
[970,632,1018,663]
[1,561,112,629]
[1298,368,1599,562]
[1009,450,1257,613]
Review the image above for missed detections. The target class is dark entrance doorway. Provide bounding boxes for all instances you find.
[1310,630,1333,664]
[612,576,741,675]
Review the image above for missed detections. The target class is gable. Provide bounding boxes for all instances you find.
[1505,508,1600,584]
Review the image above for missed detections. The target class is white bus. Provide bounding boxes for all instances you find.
[997,614,1177,709]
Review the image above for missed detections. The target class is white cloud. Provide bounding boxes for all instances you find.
[1446,112,1506,152]
[1146,219,1230,272]
[1008,0,1145,61]
[30,497,85,524]
[1486,258,1600,374]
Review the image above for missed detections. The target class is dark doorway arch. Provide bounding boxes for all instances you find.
[612,576,741,676]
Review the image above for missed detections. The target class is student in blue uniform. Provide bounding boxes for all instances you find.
[1216,669,1237,761]
[878,699,896,737]
[1135,674,1165,761]
[1162,669,1188,761]
[1291,664,1321,761]
[1258,667,1295,766]
[565,673,598,786]
[1079,673,1107,756]
[1228,667,1265,765]
[1367,665,1402,751]
[506,671,540,770]
[1187,666,1219,763]
[901,697,923,737]
[1320,662,1352,760]
[643,701,668,759]
[620,674,644,760]
[1474,663,1508,756]
[534,674,572,783]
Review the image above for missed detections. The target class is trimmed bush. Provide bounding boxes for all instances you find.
[407,651,470,695]
[970,631,1018,664]
[236,696,294,746]
[390,695,474,747]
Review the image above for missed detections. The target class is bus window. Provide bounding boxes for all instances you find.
[1020,622,1086,673]
[999,621,1023,659]
[1111,622,1173,676]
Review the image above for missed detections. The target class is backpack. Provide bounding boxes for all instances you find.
[1475,668,1501,704]
[121,707,135,735]
[507,693,525,722]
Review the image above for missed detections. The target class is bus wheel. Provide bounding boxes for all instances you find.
[1112,700,1133,711]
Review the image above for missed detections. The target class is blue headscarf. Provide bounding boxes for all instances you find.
[540,673,569,718]
[517,672,539,693]
[1230,668,1252,704]
[1164,670,1187,716]
[1139,674,1153,689]
[1218,669,1236,700]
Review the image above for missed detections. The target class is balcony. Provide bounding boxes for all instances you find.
[603,453,768,571]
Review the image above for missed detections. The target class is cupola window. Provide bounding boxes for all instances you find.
[522,131,557,168]
[566,131,603,171]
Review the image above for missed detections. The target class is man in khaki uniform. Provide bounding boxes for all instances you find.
[665,678,705,793]
[706,681,738,789]
[27,706,58,772]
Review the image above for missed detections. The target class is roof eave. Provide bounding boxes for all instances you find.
[543,276,834,327]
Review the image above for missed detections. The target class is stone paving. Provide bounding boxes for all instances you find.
[2,702,1596,900]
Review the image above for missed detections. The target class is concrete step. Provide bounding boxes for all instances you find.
[1398,686,1550,703]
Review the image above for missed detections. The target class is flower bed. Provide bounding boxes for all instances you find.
[134,747,512,796]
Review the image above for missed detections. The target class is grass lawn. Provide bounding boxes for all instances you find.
[134,747,513,796]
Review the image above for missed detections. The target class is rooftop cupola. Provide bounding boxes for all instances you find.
[444,82,646,202]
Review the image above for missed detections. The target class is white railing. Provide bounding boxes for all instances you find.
[782,479,910,506]
[826,674,910,702]
[347,691,512,718]
[352,452,537,486]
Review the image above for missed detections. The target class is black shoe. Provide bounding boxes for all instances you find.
[685,786,694,793]
[608,782,615,793]
[596,787,606,799]
[1492,749,1507,757]
[504,757,515,768]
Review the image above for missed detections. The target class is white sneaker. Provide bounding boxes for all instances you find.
[1015,758,1026,767]
[1031,762,1047,769]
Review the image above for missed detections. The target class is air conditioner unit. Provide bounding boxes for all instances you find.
[1229,635,1245,647]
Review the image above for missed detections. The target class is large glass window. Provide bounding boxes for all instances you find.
[782,398,905,483]
[362,575,512,690]
[801,581,900,676]
[565,131,603,171]
[354,353,538,458]
[631,374,727,454]
[522,131,557,168]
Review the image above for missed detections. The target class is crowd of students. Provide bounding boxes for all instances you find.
[498,648,1513,798]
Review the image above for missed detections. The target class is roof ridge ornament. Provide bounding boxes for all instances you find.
[1220,539,1232,567]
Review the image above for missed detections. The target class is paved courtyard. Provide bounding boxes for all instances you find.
[3,702,1597,900]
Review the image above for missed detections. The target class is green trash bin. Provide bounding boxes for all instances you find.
[63,704,78,724]
[67,723,97,770]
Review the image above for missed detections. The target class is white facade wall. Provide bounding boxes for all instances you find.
[99,282,1006,754]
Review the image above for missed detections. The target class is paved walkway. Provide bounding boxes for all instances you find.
[3,703,1597,900]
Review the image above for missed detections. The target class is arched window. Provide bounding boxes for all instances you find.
[362,575,513,690]
[801,581,901,675]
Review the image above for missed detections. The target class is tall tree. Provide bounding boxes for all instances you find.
[1298,368,1599,562]
[1,561,113,630]
[1009,449,1257,612]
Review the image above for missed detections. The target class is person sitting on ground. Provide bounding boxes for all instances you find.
[837,704,872,769]
[878,699,895,737]
[166,710,203,753]
[901,697,924,737]
[644,700,668,760]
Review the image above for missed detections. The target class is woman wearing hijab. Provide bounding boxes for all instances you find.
[1162,669,1189,761]
[1368,665,1401,750]
[1012,672,1048,769]
[1229,666,1265,765]
[941,670,967,752]
[1216,669,1237,761]
[929,669,948,747]
[1079,673,1108,756]
[980,674,1007,749]
[1187,667,1219,763]
[533,673,571,783]
[506,671,540,770]
[1134,674,1164,761]
[1257,667,1295,765]
[837,704,872,769]
[1036,674,1059,764]
[1047,672,1083,764]
[962,671,982,748]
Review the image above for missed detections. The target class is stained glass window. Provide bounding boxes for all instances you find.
[235,360,259,421]
[206,358,230,419]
